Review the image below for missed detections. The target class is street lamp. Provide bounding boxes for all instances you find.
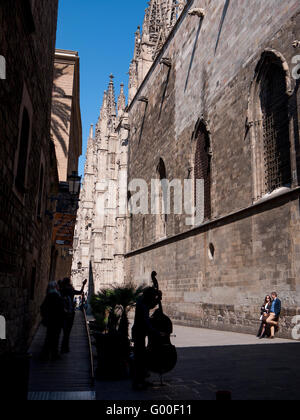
[68,171,81,196]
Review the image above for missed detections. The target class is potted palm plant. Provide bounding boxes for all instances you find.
[90,283,145,380]
[113,283,146,341]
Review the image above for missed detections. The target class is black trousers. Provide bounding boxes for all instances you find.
[62,313,75,351]
[133,336,147,385]
[43,325,62,358]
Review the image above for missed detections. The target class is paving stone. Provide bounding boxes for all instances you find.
[96,325,300,401]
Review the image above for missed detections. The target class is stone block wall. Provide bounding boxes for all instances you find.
[126,0,300,338]
[126,193,300,338]
[0,0,59,355]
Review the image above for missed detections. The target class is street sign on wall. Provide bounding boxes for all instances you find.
[52,213,76,246]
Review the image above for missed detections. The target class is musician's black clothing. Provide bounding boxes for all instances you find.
[132,297,160,388]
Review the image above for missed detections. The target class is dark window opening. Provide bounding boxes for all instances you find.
[261,63,291,193]
[30,266,36,301]
[16,107,30,194]
[157,158,168,224]
[194,125,211,221]
[37,164,44,218]
[208,243,215,261]
[157,158,167,181]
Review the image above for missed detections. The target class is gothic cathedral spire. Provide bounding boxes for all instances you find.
[118,83,126,116]
[107,74,116,117]
[128,0,186,102]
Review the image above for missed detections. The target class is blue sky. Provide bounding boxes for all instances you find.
[56,0,146,176]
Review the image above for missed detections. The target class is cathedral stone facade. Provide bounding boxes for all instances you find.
[129,0,186,102]
[72,77,129,291]
[74,0,300,339]
[125,0,300,339]
[72,0,185,292]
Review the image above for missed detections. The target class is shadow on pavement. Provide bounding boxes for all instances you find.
[96,342,300,401]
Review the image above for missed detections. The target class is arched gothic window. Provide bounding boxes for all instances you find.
[37,163,44,218]
[249,50,292,200]
[15,107,31,193]
[155,158,167,240]
[14,85,33,200]
[261,63,291,193]
[194,122,212,222]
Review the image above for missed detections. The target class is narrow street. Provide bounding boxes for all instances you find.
[96,326,300,401]
[28,312,95,401]
[27,317,300,401]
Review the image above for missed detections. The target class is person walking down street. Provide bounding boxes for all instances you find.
[266,292,281,339]
[40,281,64,361]
[60,278,87,354]
[257,295,272,339]
[83,292,89,311]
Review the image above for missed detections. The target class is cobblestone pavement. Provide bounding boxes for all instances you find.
[96,326,300,401]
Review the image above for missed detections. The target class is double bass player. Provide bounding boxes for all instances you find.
[132,284,163,390]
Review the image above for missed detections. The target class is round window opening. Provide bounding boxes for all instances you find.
[208,243,215,261]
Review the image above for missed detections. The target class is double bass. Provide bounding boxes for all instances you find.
[146,271,177,377]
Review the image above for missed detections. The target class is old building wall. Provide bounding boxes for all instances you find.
[51,50,82,283]
[51,50,82,183]
[126,194,300,338]
[126,0,300,338]
[0,0,59,354]
[72,78,129,292]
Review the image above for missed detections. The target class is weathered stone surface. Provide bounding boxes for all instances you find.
[50,50,82,282]
[125,0,300,339]
[72,78,129,291]
[0,0,59,354]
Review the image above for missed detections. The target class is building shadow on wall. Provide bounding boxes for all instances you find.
[51,65,71,157]
[88,261,95,297]
[215,0,231,54]
[87,261,95,315]
[138,102,148,145]
[159,66,171,119]
[184,19,203,92]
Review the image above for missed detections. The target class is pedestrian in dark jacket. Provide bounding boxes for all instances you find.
[60,277,87,353]
[266,292,282,339]
[40,281,64,361]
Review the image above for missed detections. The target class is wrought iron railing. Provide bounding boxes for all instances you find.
[82,308,95,385]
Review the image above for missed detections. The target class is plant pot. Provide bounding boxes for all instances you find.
[94,332,130,380]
